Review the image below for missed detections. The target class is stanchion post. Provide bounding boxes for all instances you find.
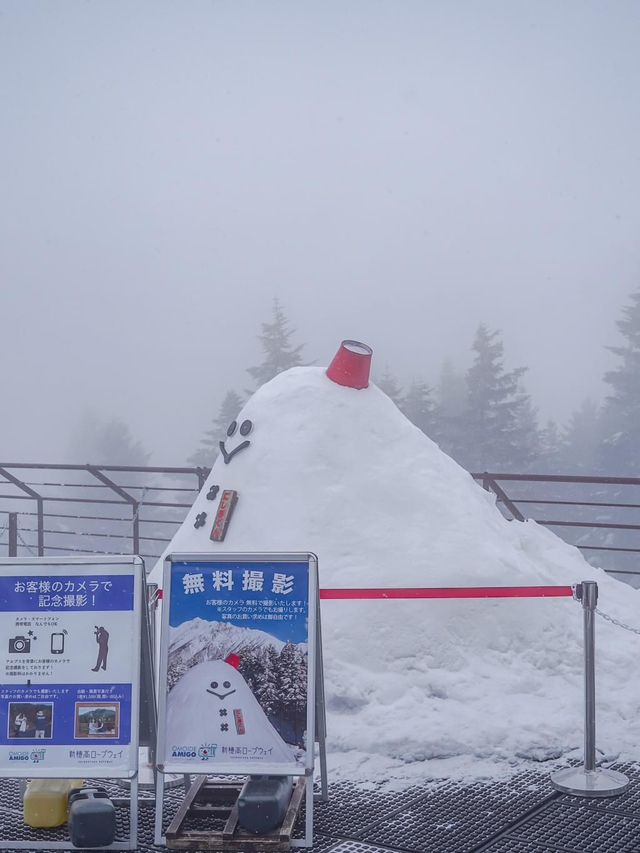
[550,581,630,798]
[583,581,597,773]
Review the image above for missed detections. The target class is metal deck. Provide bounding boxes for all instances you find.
[1,762,639,852]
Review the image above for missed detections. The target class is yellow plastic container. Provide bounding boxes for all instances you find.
[23,779,84,828]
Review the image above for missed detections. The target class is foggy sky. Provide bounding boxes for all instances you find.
[2,0,640,463]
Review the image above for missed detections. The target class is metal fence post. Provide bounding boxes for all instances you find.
[551,581,630,797]
[8,513,17,557]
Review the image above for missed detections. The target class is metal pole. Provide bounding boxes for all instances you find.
[582,581,597,772]
[132,501,140,555]
[36,497,44,556]
[550,581,629,797]
[8,513,17,557]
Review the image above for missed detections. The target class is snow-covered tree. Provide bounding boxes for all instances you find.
[460,325,538,471]
[247,298,305,388]
[274,643,307,742]
[68,411,149,465]
[375,368,404,408]
[254,646,280,717]
[188,390,244,466]
[434,359,467,459]
[598,289,640,474]
[400,379,440,440]
[539,419,564,473]
[563,399,600,473]
[437,359,467,420]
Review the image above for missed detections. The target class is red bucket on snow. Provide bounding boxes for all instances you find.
[326,340,373,390]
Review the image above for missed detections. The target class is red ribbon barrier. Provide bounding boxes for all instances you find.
[319,586,575,600]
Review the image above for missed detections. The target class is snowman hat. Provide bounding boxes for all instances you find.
[326,340,373,390]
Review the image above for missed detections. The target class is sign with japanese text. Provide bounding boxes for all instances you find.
[0,557,143,778]
[157,553,318,776]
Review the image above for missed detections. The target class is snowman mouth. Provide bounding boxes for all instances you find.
[206,688,236,699]
[219,440,251,465]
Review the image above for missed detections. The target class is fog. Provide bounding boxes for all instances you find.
[2,0,639,464]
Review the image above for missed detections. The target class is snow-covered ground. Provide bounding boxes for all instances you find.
[150,364,640,784]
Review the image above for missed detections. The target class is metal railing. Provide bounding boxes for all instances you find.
[0,464,638,583]
[0,463,210,562]
[474,472,640,581]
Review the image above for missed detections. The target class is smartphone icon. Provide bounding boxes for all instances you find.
[50,633,65,654]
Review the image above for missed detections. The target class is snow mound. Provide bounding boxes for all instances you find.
[151,366,640,782]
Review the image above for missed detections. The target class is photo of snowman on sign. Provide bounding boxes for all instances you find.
[166,654,295,763]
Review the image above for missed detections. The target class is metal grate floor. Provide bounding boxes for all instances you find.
[0,763,638,852]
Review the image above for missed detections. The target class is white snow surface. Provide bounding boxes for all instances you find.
[151,366,640,784]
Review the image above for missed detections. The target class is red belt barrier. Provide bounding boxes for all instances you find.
[319,586,574,600]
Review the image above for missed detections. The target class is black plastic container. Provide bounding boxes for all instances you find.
[68,787,116,848]
[237,775,293,834]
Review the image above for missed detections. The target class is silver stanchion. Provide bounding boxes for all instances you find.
[551,581,630,797]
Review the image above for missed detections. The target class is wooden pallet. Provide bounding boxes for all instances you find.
[165,776,306,851]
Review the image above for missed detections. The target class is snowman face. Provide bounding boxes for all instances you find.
[206,678,237,700]
[219,419,253,464]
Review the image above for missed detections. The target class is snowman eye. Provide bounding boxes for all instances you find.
[210,681,219,689]
[227,421,238,437]
[239,419,253,436]
[223,681,231,689]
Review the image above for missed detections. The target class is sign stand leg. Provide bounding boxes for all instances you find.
[314,596,329,802]
[127,775,139,851]
[154,772,166,846]
[551,581,630,797]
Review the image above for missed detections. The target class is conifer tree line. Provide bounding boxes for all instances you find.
[189,289,640,476]
[239,642,307,745]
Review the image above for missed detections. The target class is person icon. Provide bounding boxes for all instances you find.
[35,709,47,739]
[14,712,27,737]
[91,626,109,672]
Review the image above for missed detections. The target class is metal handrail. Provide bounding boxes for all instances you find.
[0,464,638,580]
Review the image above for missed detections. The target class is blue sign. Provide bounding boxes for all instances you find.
[0,575,134,612]
[159,555,316,775]
[0,561,141,777]
[170,560,309,644]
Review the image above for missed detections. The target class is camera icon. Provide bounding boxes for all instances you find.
[9,635,31,654]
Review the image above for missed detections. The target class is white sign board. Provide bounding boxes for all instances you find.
[157,553,318,777]
[0,557,143,778]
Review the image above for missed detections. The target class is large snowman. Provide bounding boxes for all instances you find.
[166,656,295,764]
[151,340,640,780]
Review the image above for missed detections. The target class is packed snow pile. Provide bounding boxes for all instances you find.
[151,362,640,782]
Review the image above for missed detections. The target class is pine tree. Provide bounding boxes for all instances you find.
[598,289,640,474]
[247,298,305,388]
[434,359,467,460]
[564,399,600,473]
[375,368,403,408]
[461,325,538,471]
[255,646,280,717]
[69,412,150,465]
[539,419,564,473]
[400,379,440,440]
[188,390,244,466]
[512,396,541,472]
[274,643,307,744]
[437,359,467,420]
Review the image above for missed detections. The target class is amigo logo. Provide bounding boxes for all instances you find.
[8,751,29,762]
[198,744,217,761]
[171,745,197,759]
[30,749,46,764]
